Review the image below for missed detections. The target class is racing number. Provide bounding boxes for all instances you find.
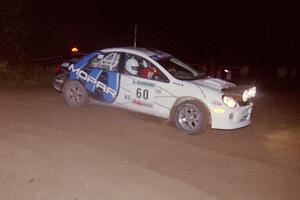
[136,88,148,100]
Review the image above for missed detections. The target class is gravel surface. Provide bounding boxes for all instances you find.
[0,88,299,200]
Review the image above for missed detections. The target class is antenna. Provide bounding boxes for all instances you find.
[134,24,137,48]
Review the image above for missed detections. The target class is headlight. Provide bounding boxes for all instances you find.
[222,96,237,108]
[242,87,256,102]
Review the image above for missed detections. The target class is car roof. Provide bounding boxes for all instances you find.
[101,47,171,59]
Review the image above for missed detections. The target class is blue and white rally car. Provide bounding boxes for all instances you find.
[53,47,256,135]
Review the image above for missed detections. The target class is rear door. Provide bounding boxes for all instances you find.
[69,51,122,103]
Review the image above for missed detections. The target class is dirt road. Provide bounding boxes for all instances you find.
[0,88,299,200]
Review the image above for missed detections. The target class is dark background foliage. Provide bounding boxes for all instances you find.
[0,0,299,67]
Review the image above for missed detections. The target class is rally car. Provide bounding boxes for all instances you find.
[53,47,256,135]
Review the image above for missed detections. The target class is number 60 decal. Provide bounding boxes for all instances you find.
[136,88,149,100]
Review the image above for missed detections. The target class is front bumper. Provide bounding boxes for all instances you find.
[210,103,254,130]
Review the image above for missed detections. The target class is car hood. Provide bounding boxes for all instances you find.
[191,78,236,91]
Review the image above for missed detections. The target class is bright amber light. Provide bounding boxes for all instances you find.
[71,47,79,53]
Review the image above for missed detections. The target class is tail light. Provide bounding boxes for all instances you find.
[55,64,61,73]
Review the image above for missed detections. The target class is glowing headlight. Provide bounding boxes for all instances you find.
[222,96,237,108]
[242,87,256,102]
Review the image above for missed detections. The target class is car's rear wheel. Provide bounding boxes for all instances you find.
[175,101,209,135]
[63,80,88,107]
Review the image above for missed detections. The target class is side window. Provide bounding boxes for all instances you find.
[123,53,169,83]
[87,52,120,71]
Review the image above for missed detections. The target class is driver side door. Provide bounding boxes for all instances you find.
[117,53,172,117]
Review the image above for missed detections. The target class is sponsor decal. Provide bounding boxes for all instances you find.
[155,88,162,95]
[212,100,223,106]
[172,82,183,86]
[68,64,117,98]
[136,81,155,88]
[151,55,160,61]
[150,51,170,60]
[124,94,131,100]
[132,99,153,108]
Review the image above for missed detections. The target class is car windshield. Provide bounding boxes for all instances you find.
[154,57,205,80]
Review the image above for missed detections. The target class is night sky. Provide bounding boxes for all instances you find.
[3,0,300,67]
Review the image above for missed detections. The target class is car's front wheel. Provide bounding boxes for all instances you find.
[175,101,209,135]
[63,80,88,107]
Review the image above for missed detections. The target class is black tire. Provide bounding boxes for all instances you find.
[63,80,88,107]
[174,101,209,135]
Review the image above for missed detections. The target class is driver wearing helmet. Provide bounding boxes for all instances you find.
[125,57,139,75]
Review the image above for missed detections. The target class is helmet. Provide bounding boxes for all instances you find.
[125,58,139,75]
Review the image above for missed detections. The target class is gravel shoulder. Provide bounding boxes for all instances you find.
[0,88,299,200]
